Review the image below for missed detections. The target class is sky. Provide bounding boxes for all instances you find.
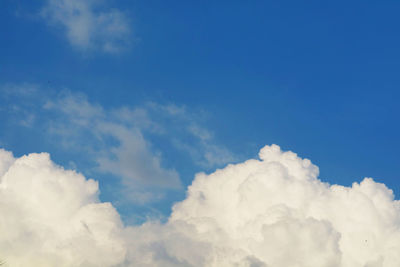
[1,1,400,266]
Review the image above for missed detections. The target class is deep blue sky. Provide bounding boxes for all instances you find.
[1,0,400,222]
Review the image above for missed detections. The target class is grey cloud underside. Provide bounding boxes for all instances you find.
[0,145,399,266]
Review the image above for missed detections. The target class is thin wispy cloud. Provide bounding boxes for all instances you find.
[143,102,238,168]
[43,92,237,189]
[1,84,236,204]
[41,0,131,53]
[0,83,39,97]
[44,92,182,204]
[0,83,41,128]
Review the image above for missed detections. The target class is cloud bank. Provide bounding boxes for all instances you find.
[1,145,399,266]
[41,0,131,52]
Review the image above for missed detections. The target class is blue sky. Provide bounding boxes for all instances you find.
[1,0,400,223]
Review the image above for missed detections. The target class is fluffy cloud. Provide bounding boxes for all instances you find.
[125,145,400,267]
[1,144,399,266]
[41,0,131,52]
[0,149,125,266]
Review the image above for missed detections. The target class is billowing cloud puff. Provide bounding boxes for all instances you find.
[0,149,125,266]
[1,145,400,266]
[125,145,400,267]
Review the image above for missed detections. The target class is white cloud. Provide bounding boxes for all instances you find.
[124,145,400,267]
[41,0,131,53]
[1,145,400,266]
[0,149,125,266]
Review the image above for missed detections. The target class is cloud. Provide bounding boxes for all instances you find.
[124,144,400,266]
[43,93,182,203]
[41,0,131,53]
[1,82,236,184]
[96,123,181,201]
[0,149,125,266]
[0,83,38,97]
[1,145,400,266]
[143,102,237,168]
[0,83,41,128]
[41,92,235,203]
[1,84,237,204]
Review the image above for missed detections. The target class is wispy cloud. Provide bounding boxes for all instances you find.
[0,83,39,97]
[41,0,131,53]
[43,92,182,203]
[0,84,236,204]
[143,102,238,168]
[0,83,41,128]
[43,92,236,164]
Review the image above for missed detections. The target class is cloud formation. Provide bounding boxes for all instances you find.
[1,144,399,266]
[125,144,400,266]
[41,92,235,203]
[0,84,236,205]
[41,0,131,52]
[0,149,125,266]
[43,93,182,203]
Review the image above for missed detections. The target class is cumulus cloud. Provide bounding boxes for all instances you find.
[41,0,131,52]
[125,144,400,267]
[0,149,125,266]
[1,144,399,266]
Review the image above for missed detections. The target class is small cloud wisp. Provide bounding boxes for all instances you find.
[41,0,131,53]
